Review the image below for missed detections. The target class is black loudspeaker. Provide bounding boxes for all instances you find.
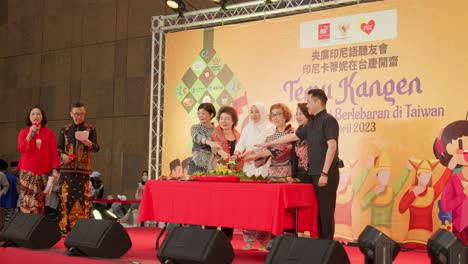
[0,212,61,249]
[358,225,400,264]
[427,229,467,264]
[265,235,350,264]
[64,219,132,258]
[157,227,235,264]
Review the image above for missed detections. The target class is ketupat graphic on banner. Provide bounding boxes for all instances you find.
[174,29,248,123]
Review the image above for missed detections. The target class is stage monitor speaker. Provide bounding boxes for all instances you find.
[157,227,235,264]
[0,212,61,249]
[64,219,132,258]
[265,235,350,264]
[358,225,400,264]
[427,229,467,264]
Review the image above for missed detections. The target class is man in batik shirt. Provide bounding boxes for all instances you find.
[58,101,99,235]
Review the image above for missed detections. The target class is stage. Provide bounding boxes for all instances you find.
[0,227,431,263]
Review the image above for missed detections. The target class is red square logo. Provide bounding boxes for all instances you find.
[318,23,330,40]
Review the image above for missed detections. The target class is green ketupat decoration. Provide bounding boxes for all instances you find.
[174,29,248,123]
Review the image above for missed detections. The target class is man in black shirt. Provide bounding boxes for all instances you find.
[256,89,339,239]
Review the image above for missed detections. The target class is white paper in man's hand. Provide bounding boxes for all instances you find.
[75,131,89,141]
[43,176,54,194]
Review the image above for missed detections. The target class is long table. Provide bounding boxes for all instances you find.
[139,180,318,238]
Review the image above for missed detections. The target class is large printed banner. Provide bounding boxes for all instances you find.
[162,0,468,245]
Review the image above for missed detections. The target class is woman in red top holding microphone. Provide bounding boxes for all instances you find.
[17,105,60,214]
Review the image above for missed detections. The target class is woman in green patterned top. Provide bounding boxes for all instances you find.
[188,103,220,175]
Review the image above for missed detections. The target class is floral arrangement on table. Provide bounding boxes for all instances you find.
[193,159,247,178]
[158,159,300,183]
[158,159,243,181]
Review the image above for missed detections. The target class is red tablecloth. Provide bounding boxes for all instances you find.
[139,180,318,236]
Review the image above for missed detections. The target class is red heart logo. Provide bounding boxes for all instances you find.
[360,20,375,35]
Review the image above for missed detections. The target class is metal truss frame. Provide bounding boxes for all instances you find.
[148,0,369,178]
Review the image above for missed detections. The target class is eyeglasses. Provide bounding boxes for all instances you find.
[270,112,284,118]
[72,112,86,117]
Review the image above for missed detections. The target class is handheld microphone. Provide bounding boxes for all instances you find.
[31,121,39,138]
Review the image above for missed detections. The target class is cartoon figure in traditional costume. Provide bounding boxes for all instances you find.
[334,159,371,241]
[434,120,468,245]
[360,152,412,237]
[399,158,452,248]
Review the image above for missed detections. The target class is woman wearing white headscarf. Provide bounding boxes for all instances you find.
[231,102,275,251]
[232,102,275,177]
